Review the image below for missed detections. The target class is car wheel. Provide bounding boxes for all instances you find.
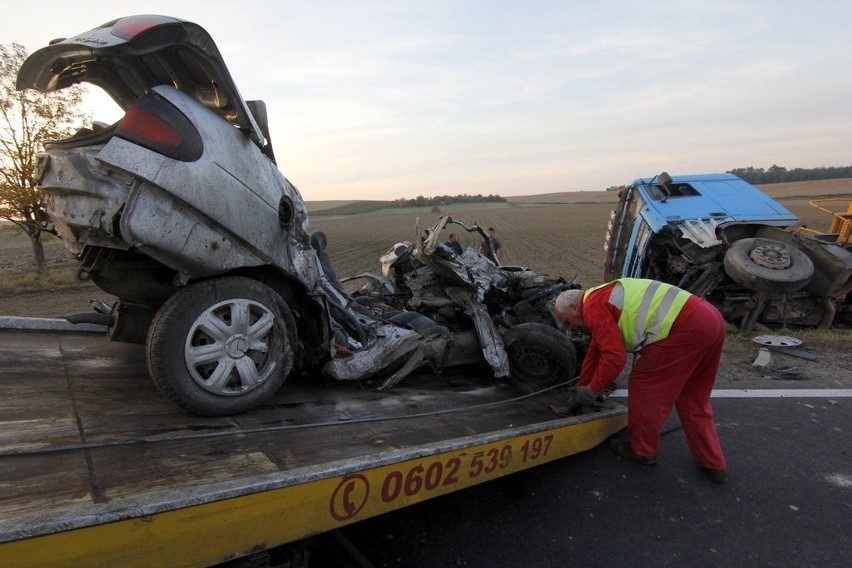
[146,276,294,416]
[723,238,814,293]
[503,323,577,389]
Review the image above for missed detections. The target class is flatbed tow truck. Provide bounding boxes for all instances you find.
[0,323,626,567]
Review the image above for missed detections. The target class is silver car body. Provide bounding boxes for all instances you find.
[17,15,579,414]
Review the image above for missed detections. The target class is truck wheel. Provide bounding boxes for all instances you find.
[723,238,814,293]
[503,323,577,390]
[146,276,294,416]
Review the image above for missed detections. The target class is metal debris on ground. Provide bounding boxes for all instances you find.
[752,335,818,361]
[767,366,804,380]
[752,348,772,369]
[768,345,818,362]
[753,335,803,347]
[752,347,805,379]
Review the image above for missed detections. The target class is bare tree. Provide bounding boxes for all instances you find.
[0,42,88,277]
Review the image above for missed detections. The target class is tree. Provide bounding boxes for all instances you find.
[0,42,88,277]
[728,165,852,185]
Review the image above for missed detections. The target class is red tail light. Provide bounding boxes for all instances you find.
[116,95,203,161]
[109,15,180,41]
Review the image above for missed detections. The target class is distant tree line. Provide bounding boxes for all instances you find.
[393,194,507,208]
[727,165,852,185]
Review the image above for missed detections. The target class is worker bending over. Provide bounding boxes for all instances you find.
[554,278,727,483]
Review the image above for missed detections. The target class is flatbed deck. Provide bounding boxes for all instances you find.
[0,328,626,567]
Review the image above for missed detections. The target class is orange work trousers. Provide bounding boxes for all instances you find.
[627,299,727,470]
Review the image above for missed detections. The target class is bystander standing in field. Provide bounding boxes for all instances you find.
[479,227,504,263]
[554,278,728,483]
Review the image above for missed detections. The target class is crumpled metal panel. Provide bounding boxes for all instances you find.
[95,86,323,288]
[501,268,557,294]
[40,148,134,254]
[445,287,510,378]
[99,88,284,254]
[676,217,732,248]
[407,219,518,378]
[321,323,424,382]
[414,247,506,303]
[119,183,266,276]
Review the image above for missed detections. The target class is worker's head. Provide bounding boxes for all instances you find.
[554,289,585,329]
[487,227,495,234]
[448,233,458,242]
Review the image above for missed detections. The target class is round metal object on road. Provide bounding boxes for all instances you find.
[752,335,803,347]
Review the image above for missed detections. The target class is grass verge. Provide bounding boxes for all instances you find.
[0,265,85,295]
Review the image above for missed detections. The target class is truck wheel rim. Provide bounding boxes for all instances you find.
[749,244,791,270]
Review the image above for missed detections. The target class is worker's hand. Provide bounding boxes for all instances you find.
[573,385,602,406]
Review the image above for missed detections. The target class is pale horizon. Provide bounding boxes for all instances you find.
[3,1,851,202]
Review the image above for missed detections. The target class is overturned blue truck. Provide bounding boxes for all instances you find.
[603,172,852,330]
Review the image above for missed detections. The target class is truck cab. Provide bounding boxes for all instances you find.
[603,172,852,329]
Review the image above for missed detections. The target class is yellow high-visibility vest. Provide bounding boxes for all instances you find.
[584,278,692,352]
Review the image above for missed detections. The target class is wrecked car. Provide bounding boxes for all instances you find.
[603,172,852,329]
[17,15,580,416]
[342,214,582,390]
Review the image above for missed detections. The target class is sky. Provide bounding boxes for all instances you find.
[2,1,851,202]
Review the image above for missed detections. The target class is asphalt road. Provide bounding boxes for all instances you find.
[336,394,852,568]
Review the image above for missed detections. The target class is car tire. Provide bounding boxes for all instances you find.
[146,276,294,416]
[503,323,577,389]
[723,238,814,293]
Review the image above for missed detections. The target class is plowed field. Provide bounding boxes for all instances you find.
[310,201,611,285]
[2,178,850,319]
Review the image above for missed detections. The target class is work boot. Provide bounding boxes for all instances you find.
[607,437,657,466]
[700,466,727,484]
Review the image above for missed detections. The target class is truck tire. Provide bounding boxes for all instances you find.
[146,276,294,416]
[503,323,576,389]
[723,238,814,293]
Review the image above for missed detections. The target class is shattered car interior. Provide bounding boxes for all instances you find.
[341,214,582,390]
[17,15,584,416]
